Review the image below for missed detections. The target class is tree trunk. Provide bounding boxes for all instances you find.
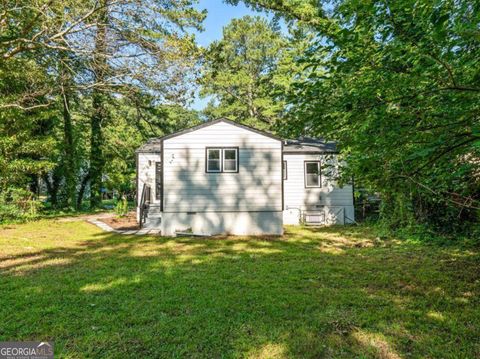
[61,61,76,209]
[77,171,90,209]
[89,1,108,209]
[29,174,39,198]
[44,169,61,207]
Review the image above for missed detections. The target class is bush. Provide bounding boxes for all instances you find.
[115,195,128,217]
[0,188,43,223]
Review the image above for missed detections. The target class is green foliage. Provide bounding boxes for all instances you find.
[115,196,129,217]
[200,16,288,130]
[0,58,58,190]
[0,188,42,222]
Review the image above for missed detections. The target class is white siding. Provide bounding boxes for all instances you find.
[136,152,161,222]
[162,121,282,213]
[283,153,354,224]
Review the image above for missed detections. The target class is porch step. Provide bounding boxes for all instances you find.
[144,213,162,228]
[147,205,162,214]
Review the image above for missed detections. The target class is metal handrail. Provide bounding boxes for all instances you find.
[139,184,151,227]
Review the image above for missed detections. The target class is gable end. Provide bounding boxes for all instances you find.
[160,118,282,142]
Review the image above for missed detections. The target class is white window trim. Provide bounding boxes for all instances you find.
[206,148,222,173]
[206,147,239,173]
[305,161,321,188]
[223,148,238,173]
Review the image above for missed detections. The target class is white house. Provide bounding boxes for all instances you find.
[136,118,354,236]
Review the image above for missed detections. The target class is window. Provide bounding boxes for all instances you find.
[223,148,238,172]
[283,160,287,180]
[305,161,321,187]
[155,162,162,200]
[206,147,239,173]
[206,148,221,172]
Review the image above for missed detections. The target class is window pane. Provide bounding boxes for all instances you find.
[306,162,319,174]
[224,159,236,171]
[224,149,236,160]
[208,159,220,171]
[208,149,220,159]
[283,161,287,180]
[306,174,319,187]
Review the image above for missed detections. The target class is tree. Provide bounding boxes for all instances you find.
[200,16,287,130]
[89,0,109,208]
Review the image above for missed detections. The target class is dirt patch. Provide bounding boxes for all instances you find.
[98,212,139,230]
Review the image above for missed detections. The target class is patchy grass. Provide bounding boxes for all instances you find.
[0,221,479,358]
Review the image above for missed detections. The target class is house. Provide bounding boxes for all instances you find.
[136,118,354,236]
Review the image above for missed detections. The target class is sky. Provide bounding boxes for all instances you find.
[189,0,270,111]
[193,0,260,47]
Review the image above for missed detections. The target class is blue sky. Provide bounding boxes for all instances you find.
[189,0,269,110]
[193,0,261,47]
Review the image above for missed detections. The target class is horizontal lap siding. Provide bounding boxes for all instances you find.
[137,153,161,204]
[163,122,282,212]
[284,153,353,208]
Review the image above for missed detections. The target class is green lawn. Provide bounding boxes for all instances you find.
[0,220,479,358]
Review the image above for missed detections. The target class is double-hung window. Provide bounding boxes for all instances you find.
[206,147,238,173]
[305,161,321,187]
[206,148,221,172]
[223,148,238,172]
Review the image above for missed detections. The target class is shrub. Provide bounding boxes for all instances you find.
[0,188,42,223]
[115,195,128,217]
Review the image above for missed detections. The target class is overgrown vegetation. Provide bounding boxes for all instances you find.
[0,221,478,357]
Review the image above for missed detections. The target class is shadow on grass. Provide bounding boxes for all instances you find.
[0,224,479,358]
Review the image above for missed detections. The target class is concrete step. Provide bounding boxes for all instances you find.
[144,213,161,228]
[147,205,162,214]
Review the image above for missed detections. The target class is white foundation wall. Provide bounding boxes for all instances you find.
[283,153,355,225]
[161,211,283,236]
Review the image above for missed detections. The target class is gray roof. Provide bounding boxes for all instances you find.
[283,137,337,153]
[135,137,162,153]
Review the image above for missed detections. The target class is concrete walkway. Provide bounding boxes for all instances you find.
[87,218,161,236]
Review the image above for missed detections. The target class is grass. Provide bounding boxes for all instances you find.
[0,220,479,358]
